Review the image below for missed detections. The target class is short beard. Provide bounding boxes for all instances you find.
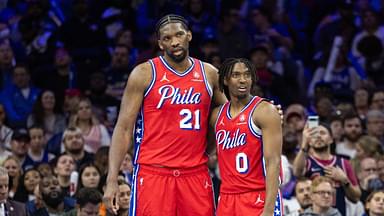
[166,49,187,63]
[312,145,329,153]
[67,148,83,155]
[345,133,360,142]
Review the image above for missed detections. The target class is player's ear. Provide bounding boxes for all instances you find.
[158,39,164,50]
[224,78,228,86]
[187,30,192,42]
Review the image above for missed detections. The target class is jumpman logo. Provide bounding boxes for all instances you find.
[219,118,225,126]
[255,193,265,204]
[160,72,170,82]
[204,180,212,189]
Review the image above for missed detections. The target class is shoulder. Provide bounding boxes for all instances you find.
[127,62,153,89]
[253,100,280,127]
[201,61,219,82]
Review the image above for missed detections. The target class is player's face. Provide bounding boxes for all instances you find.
[224,62,252,100]
[368,192,384,215]
[158,23,191,63]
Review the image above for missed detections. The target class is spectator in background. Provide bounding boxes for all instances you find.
[352,9,384,58]
[30,175,76,216]
[9,128,32,170]
[2,155,21,200]
[0,103,13,152]
[63,88,82,119]
[354,87,370,119]
[113,179,131,216]
[94,146,109,176]
[356,156,383,202]
[351,135,382,172]
[61,127,94,168]
[62,187,102,216]
[27,90,66,142]
[0,166,28,216]
[366,109,384,144]
[26,125,55,167]
[284,177,312,216]
[313,96,335,124]
[53,154,76,196]
[38,47,77,112]
[2,64,40,127]
[300,176,342,216]
[13,168,41,203]
[77,163,101,194]
[105,44,131,100]
[0,40,14,91]
[217,7,251,59]
[378,156,384,183]
[69,97,110,153]
[119,153,133,185]
[370,88,384,112]
[336,113,363,159]
[365,190,384,216]
[329,114,344,144]
[114,28,138,68]
[293,123,361,215]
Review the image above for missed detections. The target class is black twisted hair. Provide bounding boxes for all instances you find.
[155,14,189,38]
[218,58,258,98]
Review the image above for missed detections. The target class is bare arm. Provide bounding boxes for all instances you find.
[254,101,282,216]
[292,124,313,177]
[207,107,221,155]
[104,62,151,213]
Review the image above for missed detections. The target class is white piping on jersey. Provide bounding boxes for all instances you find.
[226,96,258,120]
[159,56,195,76]
[199,61,213,97]
[144,60,157,97]
[129,164,140,216]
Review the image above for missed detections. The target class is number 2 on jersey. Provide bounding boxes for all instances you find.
[236,152,249,173]
[179,109,201,130]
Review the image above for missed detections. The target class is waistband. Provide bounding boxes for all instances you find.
[137,164,208,177]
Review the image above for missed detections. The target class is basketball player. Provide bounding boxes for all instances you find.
[210,58,283,216]
[103,14,227,215]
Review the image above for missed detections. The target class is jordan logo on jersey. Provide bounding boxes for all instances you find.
[216,129,247,150]
[157,85,202,108]
[160,72,170,82]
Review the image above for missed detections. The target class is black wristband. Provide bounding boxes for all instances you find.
[343,181,350,188]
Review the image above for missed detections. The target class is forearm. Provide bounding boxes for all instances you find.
[344,184,361,203]
[293,150,307,177]
[263,157,281,214]
[107,124,132,181]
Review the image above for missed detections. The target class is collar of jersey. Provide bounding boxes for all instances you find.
[226,96,256,120]
[159,56,195,77]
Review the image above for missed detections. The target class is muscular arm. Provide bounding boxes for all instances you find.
[254,101,282,215]
[207,107,220,155]
[107,63,152,182]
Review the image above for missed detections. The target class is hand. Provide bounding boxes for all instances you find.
[270,100,283,124]
[362,173,379,190]
[103,181,120,215]
[324,166,348,182]
[301,123,317,150]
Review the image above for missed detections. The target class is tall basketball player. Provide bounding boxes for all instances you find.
[210,58,283,216]
[103,14,227,216]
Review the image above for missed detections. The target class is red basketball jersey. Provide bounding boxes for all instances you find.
[215,96,266,194]
[134,56,212,168]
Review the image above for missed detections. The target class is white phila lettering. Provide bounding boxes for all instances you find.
[157,85,201,108]
[216,129,247,150]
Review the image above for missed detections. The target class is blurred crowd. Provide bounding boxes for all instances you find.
[0,0,382,215]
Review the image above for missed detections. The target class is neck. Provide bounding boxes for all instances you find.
[30,147,42,156]
[312,205,330,214]
[311,148,332,160]
[344,138,357,149]
[163,54,191,73]
[78,119,91,128]
[46,202,64,213]
[58,175,70,187]
[66,150,84,161]
[44,109,54,115]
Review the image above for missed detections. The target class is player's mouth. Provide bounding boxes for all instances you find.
[238,87,247,92]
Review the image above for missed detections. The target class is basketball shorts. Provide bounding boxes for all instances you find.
[129,164,215,216]
[217,190,283,216]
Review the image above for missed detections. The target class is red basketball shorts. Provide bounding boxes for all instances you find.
[129,164,215,216]
[217,190,283,216]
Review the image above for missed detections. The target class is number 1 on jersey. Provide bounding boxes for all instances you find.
[236,152,249,173]
[180,109,201,130]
